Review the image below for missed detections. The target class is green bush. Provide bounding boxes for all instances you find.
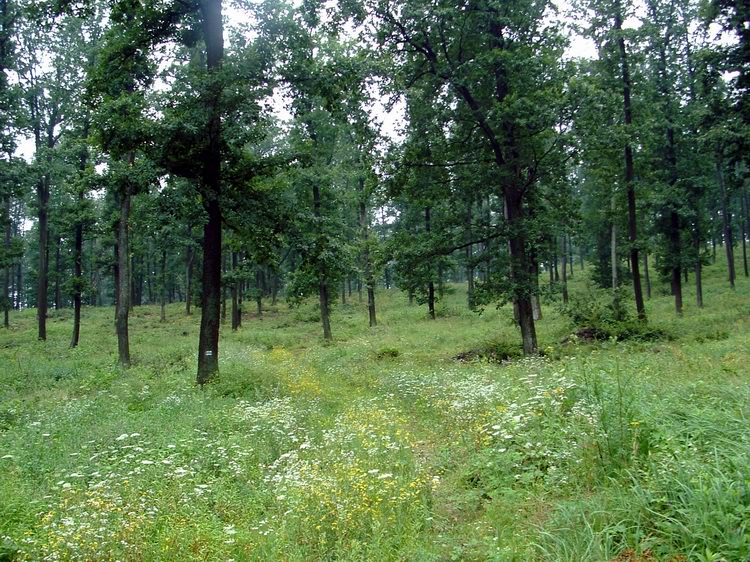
[454,338,523,363]
[560,286,670,342]
[374,347,400,360]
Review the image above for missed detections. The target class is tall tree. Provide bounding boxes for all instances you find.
[371,0,569,354]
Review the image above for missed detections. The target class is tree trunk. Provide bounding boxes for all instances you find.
[196,0,224,384]
[113,237,119,322]
[160,249,167,323]
[717,155,736,289]
[37,174,49,340]
[693,228,703,308]
[54,237,62,310]
[505,190,537,355]
[237,275,243,327]
[221,252,227,323]
[116,181,132,366]
[3,194,10,328]
[669,210,683,314]
[531,259,542,321]
[741,190,748,277]
[616,0,646,320]
[553,243,559,282]
[561,237,569,305]
[643,252,651,300]
[611,194,618,291]
[549,259,554,290]
[255,267,262,317]
[567,235,574,279]
[712,229,717,263]
[231,251,239,331]
[466,198,475,309]
[425,206,435,320]
[312,180,332,340]
[185,231,194,315]
[15,244,22,309]
[71,191,84,347]
[341,279,346,305]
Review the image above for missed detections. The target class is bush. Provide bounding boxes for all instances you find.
[560,286,669,343]
[375,347,400,360]
[454,338,523,363]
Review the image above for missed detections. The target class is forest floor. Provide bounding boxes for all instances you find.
[1,257,749,561]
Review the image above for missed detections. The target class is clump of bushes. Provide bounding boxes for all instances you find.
[560,287,670,343]
[454,338,523,363]
[374,347,400,360]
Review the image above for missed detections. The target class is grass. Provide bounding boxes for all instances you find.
[1,255,749,561]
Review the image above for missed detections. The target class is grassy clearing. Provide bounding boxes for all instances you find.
[1,257,749,561]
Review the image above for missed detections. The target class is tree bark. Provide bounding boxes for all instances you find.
[221,252,227,323]
[3,193,10,328]
[643,252,651,300]
[567,235,574,279]
[116,181,132,366]
[54,236,62,310]
[611,194,618,291]
[616,0,646,320]
[231,251,239,331]
[741,190,748,277]
[237,274,243,327]
[425,206,435,320]
[196,0,224,384]
[71,178,85,347]
[693,229,703,308]
[466,198,475,309]
[359,186,378,328]
[561,237,569,305]
[37,173,49,340]
[717,155,736,289]
[505,191,538,355]
[312,178,332,340]
[160,249,167,323]
[669,209,683,314]
[185,229,194,315]
[531,258,542,321]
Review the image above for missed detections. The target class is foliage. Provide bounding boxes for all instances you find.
[559,285,670,342]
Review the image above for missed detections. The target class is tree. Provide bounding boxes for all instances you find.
[371,0,569,354]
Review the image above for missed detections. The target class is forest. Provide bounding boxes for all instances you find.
[1,0,750,560]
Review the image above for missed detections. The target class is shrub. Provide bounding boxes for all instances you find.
[560,286,669,343]
[454,338,523,363]
[375,347,400,360]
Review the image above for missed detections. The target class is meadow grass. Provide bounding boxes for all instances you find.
[1,255,749,561]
